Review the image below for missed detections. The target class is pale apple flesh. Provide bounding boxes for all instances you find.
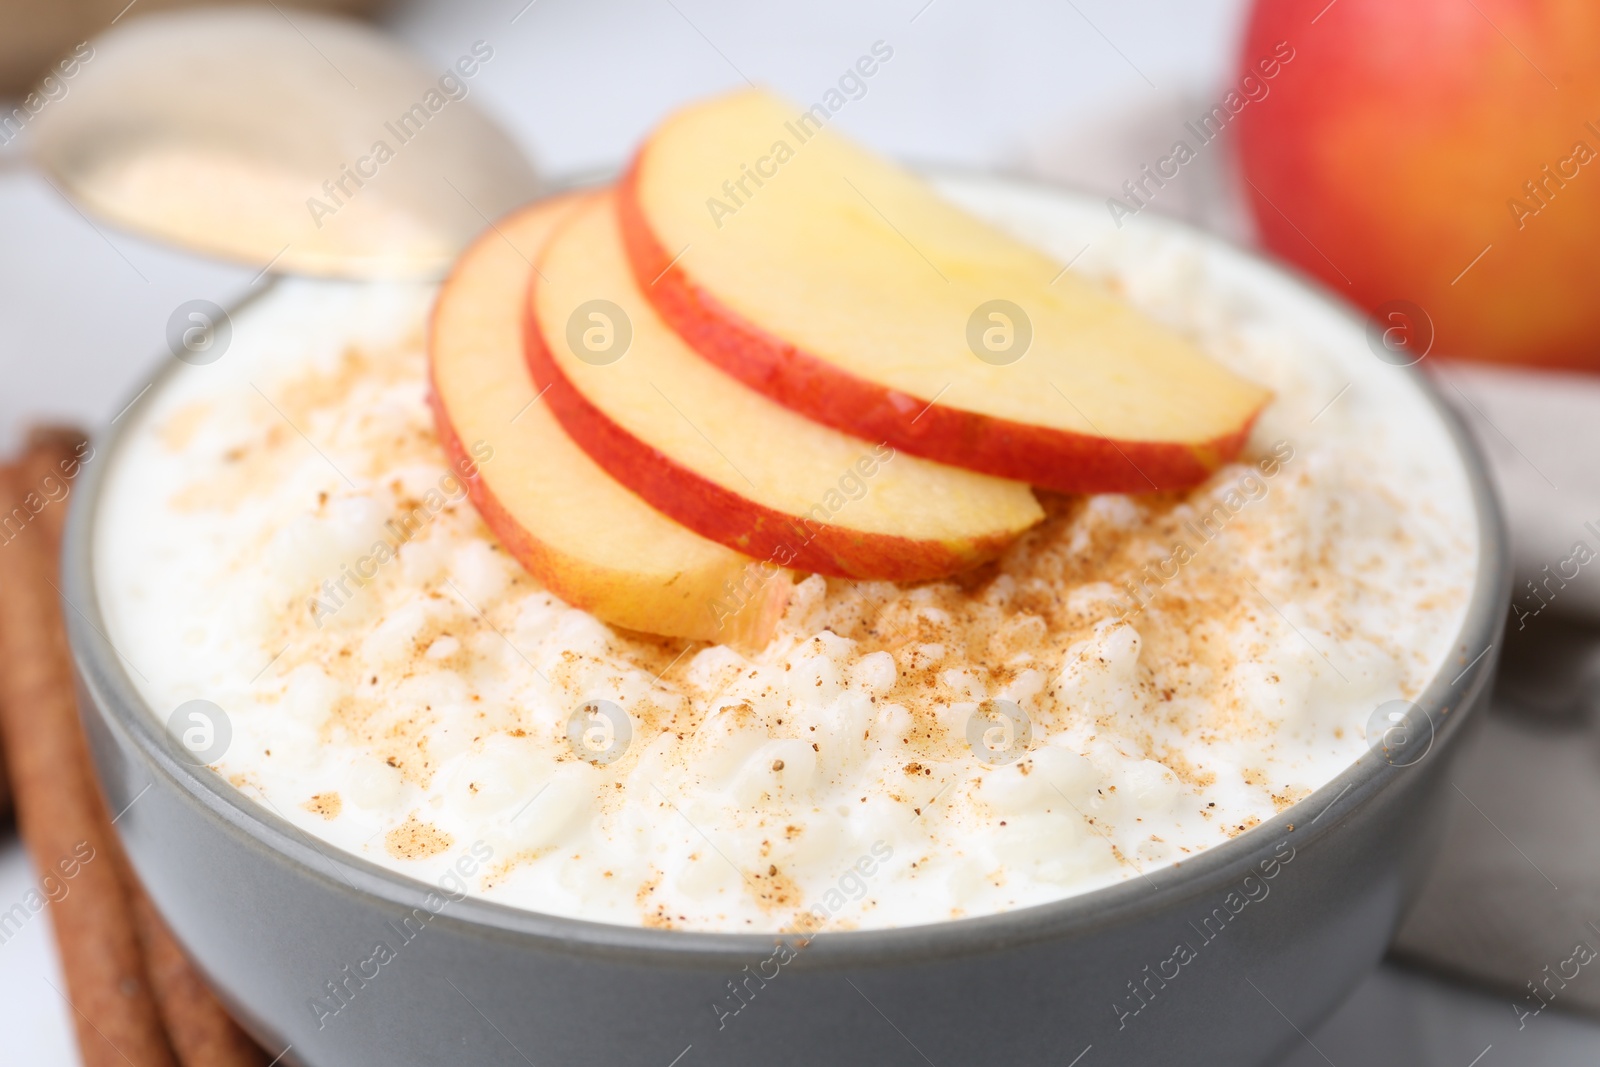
[524,194,1044,581]
[428,195,789,644]
[621,89,1270,493]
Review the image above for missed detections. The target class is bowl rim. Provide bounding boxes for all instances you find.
[62,172,1511,967]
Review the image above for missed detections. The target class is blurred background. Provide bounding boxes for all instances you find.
[3,0,1599,1062]
[1,0,1263,457]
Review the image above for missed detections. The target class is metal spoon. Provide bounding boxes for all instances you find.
[28,6,541,279]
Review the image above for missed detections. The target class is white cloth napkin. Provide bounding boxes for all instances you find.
[1434,362,1600,624]
[1393,618,1600,1019]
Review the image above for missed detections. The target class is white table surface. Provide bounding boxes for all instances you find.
[2,0,1596,1062]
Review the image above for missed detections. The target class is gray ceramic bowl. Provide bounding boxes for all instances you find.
[64,179,1509,1067]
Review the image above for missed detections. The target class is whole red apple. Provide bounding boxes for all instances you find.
[1235,0,1600,369]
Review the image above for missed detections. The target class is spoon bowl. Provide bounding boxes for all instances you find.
[30,6,541,278]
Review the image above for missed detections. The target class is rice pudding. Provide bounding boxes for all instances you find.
[94,177,1476,932]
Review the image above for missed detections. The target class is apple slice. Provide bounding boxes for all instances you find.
[429,194,789,644]
[620,89,1271,494]
[525,194,1043,581]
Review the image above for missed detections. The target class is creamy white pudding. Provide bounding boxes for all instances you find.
[94,179,1477,932]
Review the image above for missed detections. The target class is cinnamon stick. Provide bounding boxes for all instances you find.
[0,684,9,826]
[129,889,270,1067]
[4,430,270,1066]
[0,437,178,1066]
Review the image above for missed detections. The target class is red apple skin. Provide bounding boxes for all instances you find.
[425,196,788,647]
[426,379,788,648]
[1236,0,1600,369]
[522,272,1023,583]
[426,383,610,605]
[616,162,1259,495]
